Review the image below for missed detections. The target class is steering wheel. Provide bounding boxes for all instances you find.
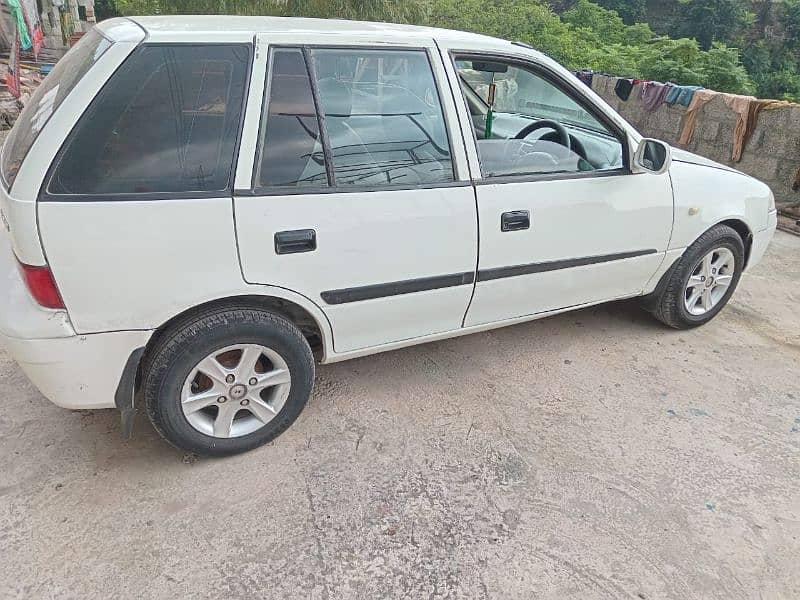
[513,119,571,151]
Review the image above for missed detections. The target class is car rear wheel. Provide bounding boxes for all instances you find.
[142,306,314,457]
[648,224,745,329]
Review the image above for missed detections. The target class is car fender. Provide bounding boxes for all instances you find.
[668,160,772,251]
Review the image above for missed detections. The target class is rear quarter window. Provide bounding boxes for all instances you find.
[47,44,250,197]
[1,28,112,190]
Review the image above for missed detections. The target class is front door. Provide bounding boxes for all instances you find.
[234,36,477,353]
[443,51,673,326]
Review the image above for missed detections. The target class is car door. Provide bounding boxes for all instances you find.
[439,47,673,327]
[234,35,477,353]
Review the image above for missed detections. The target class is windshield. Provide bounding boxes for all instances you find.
[1,28,112,190]
[455,60,610,134]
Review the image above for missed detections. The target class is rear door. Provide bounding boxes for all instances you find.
[234,35,477,353]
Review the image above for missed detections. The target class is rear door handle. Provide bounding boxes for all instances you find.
[275,229,317,255]
[501,210,530,232]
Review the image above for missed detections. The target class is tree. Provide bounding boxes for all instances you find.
[673,0,752,50]
[94,0,120,20]
[588,0,647,24]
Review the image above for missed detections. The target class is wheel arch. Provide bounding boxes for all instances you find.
[142,293,333,365]
[716,218,753,268]
[116,292,331,439]
[643,218,752,311]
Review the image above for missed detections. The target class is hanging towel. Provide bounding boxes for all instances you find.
[721,94,757,162]
[615,78,635,101]
[7,0,31,51]
[665,85,704,107]
[678,89,718,146]
[575,70,593,88]
[739,99,794,161]
[641,82,674,112]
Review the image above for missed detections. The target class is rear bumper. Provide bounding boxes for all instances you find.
[0,329,151,409]
[747,209,777,270]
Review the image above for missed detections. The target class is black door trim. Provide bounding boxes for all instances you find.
[320,249,657,305]
[477,249,657,282]
[321,272,475,305]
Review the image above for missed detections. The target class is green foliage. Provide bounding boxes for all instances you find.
[113,0,427,21]
[102,0,794,99]
[562,0,654,45]
[592,0,646,23]
[427,0,590,67]
[558,1,753,93]
[94,0,120,20]
[673,0,752,50]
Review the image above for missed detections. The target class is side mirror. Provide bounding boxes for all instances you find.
[633,138,672,175]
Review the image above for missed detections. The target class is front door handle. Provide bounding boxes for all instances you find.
[501,210,530,232]
[275,229,317,255]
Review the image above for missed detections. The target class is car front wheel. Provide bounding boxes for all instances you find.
[648,224,745,329]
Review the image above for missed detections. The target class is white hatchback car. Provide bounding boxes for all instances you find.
[0,17,777,455]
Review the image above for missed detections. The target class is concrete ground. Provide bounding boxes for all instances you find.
[1,232,798,600]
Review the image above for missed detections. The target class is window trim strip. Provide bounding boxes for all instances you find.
[302,46,336,187]
[234,179,472,197]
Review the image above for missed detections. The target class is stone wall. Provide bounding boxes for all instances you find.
[591,75,800,223]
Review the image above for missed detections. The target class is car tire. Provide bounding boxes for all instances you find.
[649,224,745,329]
[142,306,314,457]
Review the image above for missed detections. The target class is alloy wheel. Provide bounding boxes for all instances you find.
[683,247,736,316]
[180,344,291,438]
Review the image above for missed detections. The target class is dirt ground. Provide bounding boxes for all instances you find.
[1,231,798,600]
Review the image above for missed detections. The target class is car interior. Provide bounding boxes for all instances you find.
[454,59,625,178]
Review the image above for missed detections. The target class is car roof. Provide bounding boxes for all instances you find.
[100,15,522,52]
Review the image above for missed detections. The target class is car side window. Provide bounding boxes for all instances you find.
[256,48,328,188]
[49,44,249,196]
[454,58,624,179]
[307,48,454,186]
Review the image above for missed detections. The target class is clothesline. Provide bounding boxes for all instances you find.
[574,70,795,162]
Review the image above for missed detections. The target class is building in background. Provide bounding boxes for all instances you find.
[1,0,96,56]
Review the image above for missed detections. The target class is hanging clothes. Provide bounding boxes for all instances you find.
[678,89,718,146]
[7,0,32,51]
[20,0,44,58]
[739,99,794,161]
[721,94,757,162]
[665,85,704,107]
[575,70,594,88]
[615,78,635,101]
[641,81,674,112]
[5,27,21,99]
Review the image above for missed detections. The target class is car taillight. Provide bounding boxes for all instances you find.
[15,258,65,309]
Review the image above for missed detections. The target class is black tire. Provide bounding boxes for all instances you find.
[142,306,314,457]
[648,224,745,329]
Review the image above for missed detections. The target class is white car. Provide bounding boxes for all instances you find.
[0,17,777,456]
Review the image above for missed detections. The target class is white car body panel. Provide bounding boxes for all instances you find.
[668,159,773,250]
[236,188,478,353]
[39,198,246,332]
[459,174,672,326]
[0,16,777,413]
